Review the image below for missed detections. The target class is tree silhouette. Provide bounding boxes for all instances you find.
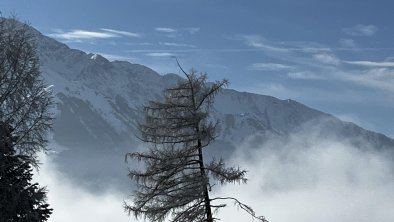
[0,17,53,221]
[0,122,52,221]
[125,65,267,222]
[0,17,53,166]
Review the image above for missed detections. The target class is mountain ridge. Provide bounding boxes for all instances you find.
[12,20,392,189]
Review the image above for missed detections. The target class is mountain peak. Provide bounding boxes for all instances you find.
[89,53,110,65]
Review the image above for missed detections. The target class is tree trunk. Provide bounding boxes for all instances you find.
[197,128,213,222]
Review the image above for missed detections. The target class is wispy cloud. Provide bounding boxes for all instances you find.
[48,29,118,40]
[128,48,264,54]
[48,28,141,41]
[239,35,290,52]
[344,60,394,67]
[100,28,140,37]
[159,42,196,48]
[238,35,393,53]
[231,32,394,109]
[343,24,378,36]
[313,61,394,93]
[345,68,394,92]
[236,34,394,96]
[287,71,325,80]
[250,63,294,71]
[94,52,136,62]
[239,35,332,53]
[313,53,341,66]
[145,52,176,57]
[155,27,177,33]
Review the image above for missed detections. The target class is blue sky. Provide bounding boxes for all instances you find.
[2,0,394,136]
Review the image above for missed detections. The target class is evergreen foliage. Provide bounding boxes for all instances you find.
[0,122,52,221]
[125,66,267,222]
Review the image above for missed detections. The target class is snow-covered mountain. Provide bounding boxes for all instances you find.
[27,24,394,190]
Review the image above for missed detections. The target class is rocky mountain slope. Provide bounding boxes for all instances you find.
[27,24,394,190]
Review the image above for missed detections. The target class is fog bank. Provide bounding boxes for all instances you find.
[215,132,394,222]
[34,154,133,222]
[34,130,394,222]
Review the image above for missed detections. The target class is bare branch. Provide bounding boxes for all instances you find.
[0,17,53,166]
[210,197,268,222]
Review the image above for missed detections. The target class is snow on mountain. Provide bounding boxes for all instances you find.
[25,24,394,189]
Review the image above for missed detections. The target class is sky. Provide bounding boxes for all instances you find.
[2,0,394,136]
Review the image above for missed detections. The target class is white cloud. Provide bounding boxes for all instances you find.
[238,35,335,54]
[344,60,394,67]
[343,24,378,36]
[250,63,293,71]
[95,52,136,62]
[284,41,333,53]
[154,27,199,35]
[48,28,140,41]
[48,30,119,40]
[159,42,196,48]
[237,34,394,95]
[234,33,394,99]
[288,71,324,80]
[344,68,394,92]
[155,27,177,33]
[34,154,133,222]
[145,52,176,57]
[100,28,140,37]
[214,128,394,222]
[313,53,341,66]
[240,35,289,52]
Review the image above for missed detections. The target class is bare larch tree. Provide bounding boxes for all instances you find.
[0,17,53,165]
[125,66,267,222]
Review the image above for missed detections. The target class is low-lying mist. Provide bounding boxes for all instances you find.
[35,128,394,222]
[34,154,132,222]
[215,131,394,222]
